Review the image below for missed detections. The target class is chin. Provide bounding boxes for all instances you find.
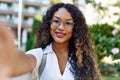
[54,40,65,44]
[53,38,68,44]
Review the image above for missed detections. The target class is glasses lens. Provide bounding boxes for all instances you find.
[50,20,74,27]
[65,22,74,26]
[51,20,59,24]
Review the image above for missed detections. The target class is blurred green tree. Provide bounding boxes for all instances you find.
[26,15,42,51]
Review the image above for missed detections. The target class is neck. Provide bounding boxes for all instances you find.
[52,42,69,55]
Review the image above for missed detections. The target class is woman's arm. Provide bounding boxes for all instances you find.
[0,26,36,77]
[10,50,36,77]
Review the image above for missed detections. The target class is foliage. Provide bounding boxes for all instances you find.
[89,23,120,75]
[115,62,120,71]
[85,0,94,3]
[25,35,35,51]
[87,0,120,76]
[25,15,42,51]
[89,24,120,60]
[101,72,120,80]
[99,62,117,76]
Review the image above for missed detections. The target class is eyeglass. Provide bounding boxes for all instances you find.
[50,19,75,28]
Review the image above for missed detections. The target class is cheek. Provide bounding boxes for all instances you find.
[67,29,73,38]
[50,25,56,31]
[50,26,55,36]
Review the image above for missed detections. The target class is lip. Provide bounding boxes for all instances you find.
[55,32,65,38]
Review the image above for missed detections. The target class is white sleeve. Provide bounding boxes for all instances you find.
[26,48,43,80]
[26,48,43,70]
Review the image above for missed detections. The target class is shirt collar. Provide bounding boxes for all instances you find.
[43,43,54,54]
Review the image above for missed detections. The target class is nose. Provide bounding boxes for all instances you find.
[58,22,65,30]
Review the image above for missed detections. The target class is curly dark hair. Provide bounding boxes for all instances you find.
[35,3,101,80]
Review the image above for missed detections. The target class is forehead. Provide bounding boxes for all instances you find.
[53,7,73,20]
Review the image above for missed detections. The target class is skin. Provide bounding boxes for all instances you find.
[0,7,74,77]
[0,25,36,77]
[50,8,74,74]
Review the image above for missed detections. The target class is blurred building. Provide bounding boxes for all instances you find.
[0,0,87,50]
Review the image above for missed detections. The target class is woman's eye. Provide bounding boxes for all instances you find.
[66,22,74,25]
[53,20,59,23]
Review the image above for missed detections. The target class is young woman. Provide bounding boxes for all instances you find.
[0,3,101,80]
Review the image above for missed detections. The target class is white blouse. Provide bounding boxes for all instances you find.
[10,43,74,80]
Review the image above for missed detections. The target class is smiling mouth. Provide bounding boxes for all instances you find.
[56,32,65,38]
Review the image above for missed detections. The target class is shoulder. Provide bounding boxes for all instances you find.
[26,48,43,55]
[26,48,44,71]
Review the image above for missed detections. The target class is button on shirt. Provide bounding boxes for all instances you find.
[27,43,74,80]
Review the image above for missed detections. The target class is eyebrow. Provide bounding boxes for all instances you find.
[53,16,73,21]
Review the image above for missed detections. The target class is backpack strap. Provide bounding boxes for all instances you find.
[38,53,47,79]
